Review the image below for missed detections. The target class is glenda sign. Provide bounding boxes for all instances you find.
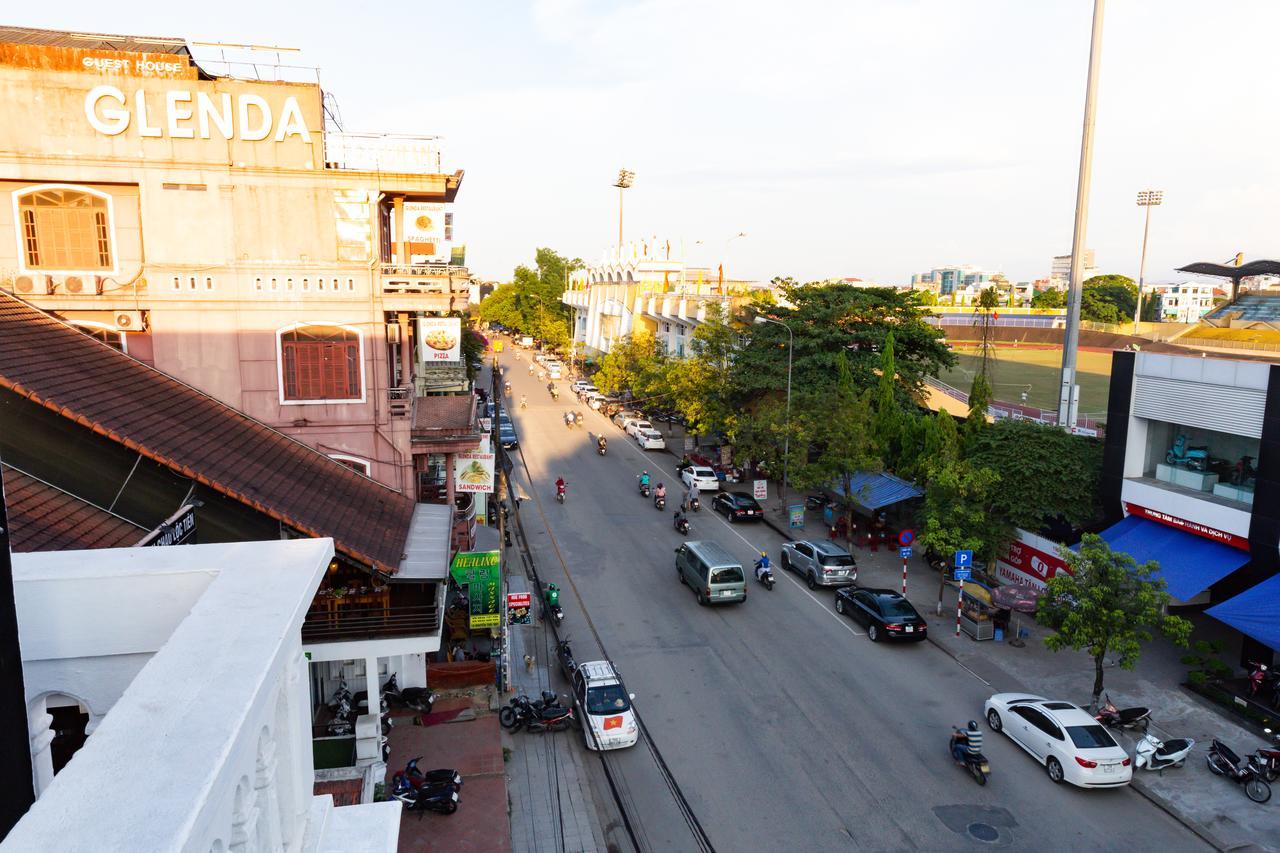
[84,85,312,143]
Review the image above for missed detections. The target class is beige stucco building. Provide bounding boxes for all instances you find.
[0,26,476,505]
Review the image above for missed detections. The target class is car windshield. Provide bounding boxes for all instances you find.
[693,468,715,477]
[586,684,631,715]
[734,496,757,508]
[711,566,744,584]
[877,597,916,617]
[821,555,856,567]
[1065,724,1118,749]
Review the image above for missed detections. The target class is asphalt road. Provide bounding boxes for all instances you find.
[493,354,1206,853]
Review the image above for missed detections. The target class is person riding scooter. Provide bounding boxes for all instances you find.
[597,435,607,455]
[555,477,566,502]
[754,551,772,581]
[951,720,984,763]
[520,394,527,409]
[564,410,575,428]
[654,482,667,508]
[673,509,689,534]
[638,470,651,496]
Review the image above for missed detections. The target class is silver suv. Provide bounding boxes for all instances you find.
[780,539,857,589]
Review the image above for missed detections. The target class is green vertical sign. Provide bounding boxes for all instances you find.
[449,550,502,629]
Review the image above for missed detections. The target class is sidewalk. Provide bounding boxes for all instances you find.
[756,483,1276,853]
[505,574,611,853]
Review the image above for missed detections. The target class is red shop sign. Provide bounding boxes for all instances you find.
[1124,503,1250,551]
[506,592,532,608]
[999,538,1071,590]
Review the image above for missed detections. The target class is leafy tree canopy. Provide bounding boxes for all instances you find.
[1080,274,1137,325]
[966,420,1103,531]
[1031,288,1065,309]
[477,248,582,354]
[1040,534,1191,708]
[735,282,953,403]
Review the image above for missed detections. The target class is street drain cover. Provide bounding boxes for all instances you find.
[968,822,1000,842]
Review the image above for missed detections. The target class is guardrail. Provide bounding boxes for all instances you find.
[324,132,443,174]
[301,604,439,643]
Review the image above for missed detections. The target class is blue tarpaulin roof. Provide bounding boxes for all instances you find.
[831,472,923,511]
[1091,515,1249,601]
[1206,574,1280,653]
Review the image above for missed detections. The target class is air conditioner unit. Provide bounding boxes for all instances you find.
[65,275,104,295]
[113,310,145,332]
[14,275,40,294]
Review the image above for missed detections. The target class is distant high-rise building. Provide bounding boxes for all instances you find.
[911,265,1002,296]
[1051,250,1098,287]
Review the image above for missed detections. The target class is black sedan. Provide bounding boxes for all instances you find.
[834,587,928,642]
[712,491,763,522]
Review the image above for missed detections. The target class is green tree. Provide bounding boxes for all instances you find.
[1039,535,1192,709]
[594,331,666,397]
[735,282,953,403]
[477,284,524,330]
[976,286,1002,310]
[964,373,993,448]
[967,420,1103,531]
[872,332,906,469]
[1080,274,1138,325]
[916,455,1005,610]
[478,248,582,353]
[1031,288,1065,309]
[791,353,882,535]
[911,289,938,306]
[669,301,737,436]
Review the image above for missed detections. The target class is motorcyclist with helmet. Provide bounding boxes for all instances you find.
[952,720,984,762]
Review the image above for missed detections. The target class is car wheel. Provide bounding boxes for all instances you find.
[835,597,845,614]
[868,624,880,642]
[807,572,817,590]
[697,590,708,606]
[677,565,685,585]
[781,553,791,572]
[986,709,1002,732]
[1045,756,1064,784]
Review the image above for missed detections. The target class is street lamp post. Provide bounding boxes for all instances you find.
[754,315,793,504]
[613,169,635,248]
[1134,190,1164,332]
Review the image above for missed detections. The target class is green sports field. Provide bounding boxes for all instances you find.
[936,346,1114,417]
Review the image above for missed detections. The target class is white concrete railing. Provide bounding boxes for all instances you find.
[325,132,444,174]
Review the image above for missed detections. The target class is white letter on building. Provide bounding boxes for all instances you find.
[273,96,312,143]
[134,89,162,137]
[85,85,129,135]
[165,90,195,138]
[196,92,233,139]
[237,94,272,142]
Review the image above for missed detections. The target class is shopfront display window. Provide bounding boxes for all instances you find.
[1141,420,1259,505]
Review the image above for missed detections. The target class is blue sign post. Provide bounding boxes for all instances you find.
[899,547,912,559]
[954,550,973,568]
[952,568,972,582]
[953,553,974,638]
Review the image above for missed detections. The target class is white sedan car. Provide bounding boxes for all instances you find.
[983,694,1132,788]
[625,419,653,437]
[680,465,720,492]
[636,428,666,450]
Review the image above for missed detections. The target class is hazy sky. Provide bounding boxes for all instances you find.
[13,1,1279,284]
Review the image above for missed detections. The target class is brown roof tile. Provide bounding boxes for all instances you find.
[412,394,478,434]
[2,465,145,552]
[0,293,415,573]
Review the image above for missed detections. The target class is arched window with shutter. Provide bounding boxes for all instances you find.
[277,323,365,403]
[15,185,116,273]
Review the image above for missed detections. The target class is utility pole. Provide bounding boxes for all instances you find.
[1133,190,1164,332]
[613,169,635,248]
[1057,0,1106,434]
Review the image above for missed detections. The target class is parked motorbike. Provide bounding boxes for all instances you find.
[501,693,573,733]
[327,697,354,736]
[556,637,578,679]
[391,772,459,815]
[1247,661,1280,709]
[1134,733,1195,772]
[1206,738,1272,803]
[1250,729,1280,782]
[328,679,353,711]
[382,673,435,713]
[805,493,834,510]
[1095,693,1151,733]
[654,493,666,510]
[673,513,690,535]
[949,731,990,785]
[1166,433,1209,471]
[404,757,463,790]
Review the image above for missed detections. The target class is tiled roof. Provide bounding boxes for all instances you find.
[0,293,415,573]
[0,25,192,55]
[412,394,477,434]
[3,465,145,552]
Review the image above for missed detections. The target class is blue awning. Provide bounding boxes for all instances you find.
[1092,515,1249,601]
[1207,574,1280,653]
[831,472,923,511]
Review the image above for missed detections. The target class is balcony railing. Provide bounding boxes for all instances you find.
[324,132,443,174]
[302,603,440,643]
[381,263,469,278]
[389,387,413,419]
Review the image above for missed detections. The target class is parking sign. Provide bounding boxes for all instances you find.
[900,547,912,559]
[953,568,972,582]
[954,550,973,568]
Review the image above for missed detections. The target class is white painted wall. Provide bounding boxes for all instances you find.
[4,539,399,853]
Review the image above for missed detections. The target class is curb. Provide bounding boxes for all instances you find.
[1126,775,1239,853]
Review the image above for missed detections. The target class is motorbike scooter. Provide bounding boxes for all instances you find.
[654,492,666,510]
[543,583,564,626]
[639,482,651,499]
[1250,729,1280,782]
[754,559,775,591]
[404,757,463,790]
[391,772,459,815]
[673,512,690,535]
[688,494,700,512]
[1095,693,1151,733]
[382,673,435,713]
[1207,738,1272,803]
[555,637,578,679]
[597,439,607,456]
[949,730,990,785]
[1134,733,1195,772]
[556,482,566,504]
